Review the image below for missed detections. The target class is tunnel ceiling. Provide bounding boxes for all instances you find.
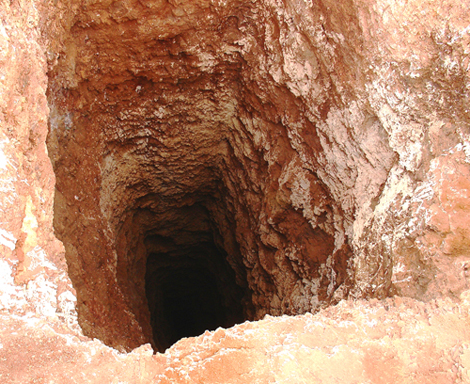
[45,0,399,352]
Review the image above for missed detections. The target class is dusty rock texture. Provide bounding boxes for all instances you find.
[0,0,76,325]
[1,0,470,381]
[2,294,470,383]
[44,0,470,352]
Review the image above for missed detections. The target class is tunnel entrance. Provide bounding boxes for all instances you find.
[151,265,224,348]
[142,208,246,352]
[45,0,352,354]
[111,199,249,352]
[145,246,243,351]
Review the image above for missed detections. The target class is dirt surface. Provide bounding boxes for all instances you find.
[1,293,470,383]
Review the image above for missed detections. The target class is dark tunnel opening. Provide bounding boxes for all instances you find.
[142,208,247,352]
[45,0,352,354]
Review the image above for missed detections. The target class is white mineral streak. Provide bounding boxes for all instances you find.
[0,228,16,250]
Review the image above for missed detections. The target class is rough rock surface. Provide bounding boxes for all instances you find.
[1,0,470,381]
[2,294,470,383]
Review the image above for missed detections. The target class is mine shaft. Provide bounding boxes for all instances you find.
[47,0,393,352]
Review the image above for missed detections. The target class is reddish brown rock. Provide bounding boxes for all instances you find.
[0,0,470,381]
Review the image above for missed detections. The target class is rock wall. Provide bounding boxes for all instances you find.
[43,0,470,352]
[2,295,470,383]
[0,0,77,326]
[1,0,470,380]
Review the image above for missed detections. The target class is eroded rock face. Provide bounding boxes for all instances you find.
[0,0,76,326]
[47,0,359,351]
[43,0,470,352]
[3,294,470,383]
[0,0,470,378]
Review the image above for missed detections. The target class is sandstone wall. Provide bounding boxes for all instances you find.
[0,0,470,381]
[42,0,470,351]
[0,0,77,327]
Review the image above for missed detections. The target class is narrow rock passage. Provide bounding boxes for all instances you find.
[44,0,470,353]
[1,0,470,381]
[142,206,245,352]
[47,0,352,352]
